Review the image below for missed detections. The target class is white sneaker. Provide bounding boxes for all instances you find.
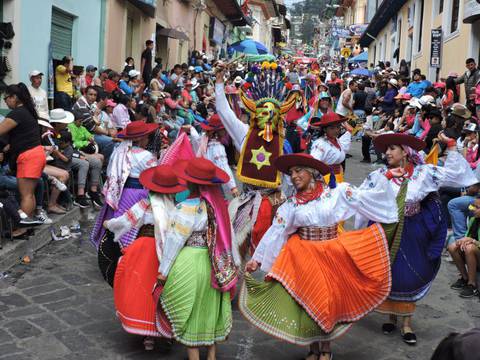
[36,209,53,225]
[49,176,67,192]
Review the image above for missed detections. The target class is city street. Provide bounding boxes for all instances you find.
[0,142,478,360]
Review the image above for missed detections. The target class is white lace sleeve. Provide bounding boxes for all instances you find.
[333,174,398,227]
[434,149,478,188]
[215,83,249,152]
[338,130,352,152]
[252,200,296,273]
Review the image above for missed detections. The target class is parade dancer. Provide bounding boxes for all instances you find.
[360,133,478,345]
[241,153,399,360]
[188,114,239,197]
[214,63,299,258]
[309,111,353,184]
[156,158,239,360]
[104,164,186,350]
[91,121,158,285]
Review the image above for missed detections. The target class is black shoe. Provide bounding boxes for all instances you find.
[401,330,417,345]
[74,196,90,208]
[89,191,104,207]
[459,284,479,298]
[382,322,396,334]
[345,154,352,158]
[451,277,468,290]
[360,159,371,164]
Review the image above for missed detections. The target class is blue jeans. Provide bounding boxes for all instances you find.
[94,134,115,162]
[54,91,73,111]
[447,195,475,241]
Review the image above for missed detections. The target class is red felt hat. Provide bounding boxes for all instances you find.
[117,121,159,139]
[311,111,345,127]
[174,158,230,185]
[374,133,426,153]
[139,165,187,193]
[200,114,224,131]
[274,153,330,175]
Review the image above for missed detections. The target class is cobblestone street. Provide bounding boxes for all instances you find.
[0,143,479,360]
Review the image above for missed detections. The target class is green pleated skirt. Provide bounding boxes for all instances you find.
[239,274,352,346]
[160,246,232,346]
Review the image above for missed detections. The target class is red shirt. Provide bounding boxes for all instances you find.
[104,79,118,94]
[85,74,94,87]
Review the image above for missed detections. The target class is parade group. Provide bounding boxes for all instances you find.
[1,43,480,359]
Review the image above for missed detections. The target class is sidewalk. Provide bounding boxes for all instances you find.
[0,207,82,272]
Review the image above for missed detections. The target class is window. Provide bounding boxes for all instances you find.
[417,0,424,53]
[50,8,73,60]
[439,0,444,14]
[450,0,460,33]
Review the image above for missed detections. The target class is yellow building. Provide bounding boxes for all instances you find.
[336,0,368,54]
[360,0,480,99]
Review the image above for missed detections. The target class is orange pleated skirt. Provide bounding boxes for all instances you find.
[267,223,391,333]
[376,299,417,316]
[114,236,171,337]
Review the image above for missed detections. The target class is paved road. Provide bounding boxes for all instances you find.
[0,142,479,360]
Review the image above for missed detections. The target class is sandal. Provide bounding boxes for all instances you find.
[400,328,417,345]
[304,351,320,360]
[320,351,333,360]
[143,336,154,351]
[48,205,66,215]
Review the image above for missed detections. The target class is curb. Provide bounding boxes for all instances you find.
[0,207,81,272]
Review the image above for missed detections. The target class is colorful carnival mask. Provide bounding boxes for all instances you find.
[237,71,299,188]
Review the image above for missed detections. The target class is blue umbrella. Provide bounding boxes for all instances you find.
[229,40,269,55]
[351,68,372,76]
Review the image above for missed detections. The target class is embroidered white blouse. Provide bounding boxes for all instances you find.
[159,198,208,276]
[128,147,158,178]
[355,149,478,228]
[190,128,237,192]
[252,176,398,273]
[310,132,351,165]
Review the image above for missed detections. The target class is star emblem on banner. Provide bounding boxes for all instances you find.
[250,146,272,170]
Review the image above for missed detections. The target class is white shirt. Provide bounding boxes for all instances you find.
[336,89,353,117]
[310,132,352,165]
[28,85,49,115]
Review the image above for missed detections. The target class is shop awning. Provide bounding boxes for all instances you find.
[211,0,252,26]
[127,0,156,18]
[157,28,189,41]
[463,0,480,23]
[359,0,408,47]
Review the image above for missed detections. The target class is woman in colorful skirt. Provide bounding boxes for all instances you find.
[156,158,239,360]
[360,133,478,345]
[242,153,399,360]
[91,121,158,284]
[105,164,186,351]
[309,111,353,185]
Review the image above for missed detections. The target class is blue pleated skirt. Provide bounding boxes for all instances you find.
[389,195,447,302]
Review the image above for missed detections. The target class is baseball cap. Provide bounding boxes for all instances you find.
[29,70,44,78]
[86,65,97,72]
[128,69,141,78]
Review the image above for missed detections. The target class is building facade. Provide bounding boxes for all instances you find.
[360,0,480,95]
[2,0,103,87]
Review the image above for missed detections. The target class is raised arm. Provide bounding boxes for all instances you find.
[214,65,248,152]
